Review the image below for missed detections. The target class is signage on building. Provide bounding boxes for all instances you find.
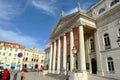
[18,53,23,58]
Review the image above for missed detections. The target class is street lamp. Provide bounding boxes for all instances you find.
[117,36,120,47]
[72,47,77,72]
[18,60,20,71]
[5,57,7,68]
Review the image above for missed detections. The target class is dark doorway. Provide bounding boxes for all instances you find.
[35,64,38,69]
[91,58,97,74]
[25,64,27,68]
[67,56,70,71]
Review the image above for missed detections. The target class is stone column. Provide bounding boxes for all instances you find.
[94,30,103,76]
[49,44,53,73]
[53,41,56,73]
[57,38,61,74]
[70,29,74,72]
[79,25,86,72]
[63,34,67,74]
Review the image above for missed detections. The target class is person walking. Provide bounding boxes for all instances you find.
[0,71,2,80]
[20,70,25,80]
[2,69,10,80]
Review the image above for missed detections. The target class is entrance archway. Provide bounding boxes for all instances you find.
[91,58,97,74]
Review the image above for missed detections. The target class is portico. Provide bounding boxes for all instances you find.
[48,10,97,78]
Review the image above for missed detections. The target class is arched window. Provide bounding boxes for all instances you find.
[107,57,114,72]
[104,33,111,49]
[99,8,105,14]
[118,28,120,36]
[110,0,119,6]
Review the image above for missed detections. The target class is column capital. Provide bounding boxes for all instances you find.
[63,33,66,36]
[70,28,73,32]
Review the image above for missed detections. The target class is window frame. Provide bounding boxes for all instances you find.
[110,0,120,7]
[107,57,115,73]
[104,33,111,49]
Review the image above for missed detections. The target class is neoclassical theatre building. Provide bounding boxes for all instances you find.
[46,0,120,80]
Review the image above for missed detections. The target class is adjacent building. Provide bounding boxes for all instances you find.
[46,0,120,80]
[0,41,45,70]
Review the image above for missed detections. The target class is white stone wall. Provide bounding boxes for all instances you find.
[101,49,120,79]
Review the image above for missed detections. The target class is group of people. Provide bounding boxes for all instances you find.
[0,69,10,80]
[0,66,44,80]
[0,69,25,80]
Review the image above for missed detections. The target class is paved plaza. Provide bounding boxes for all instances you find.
[10,71,60,80]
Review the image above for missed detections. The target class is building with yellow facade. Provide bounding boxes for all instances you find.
[0,41,45,70]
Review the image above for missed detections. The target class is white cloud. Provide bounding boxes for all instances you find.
[0,0,19,21]
[31,0,57,15]
[65,7,86,16]
[64,1,96,16]
[0,27,40,49]
[65,8,78,15]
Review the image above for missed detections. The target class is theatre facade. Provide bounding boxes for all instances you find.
[45,0,120,80]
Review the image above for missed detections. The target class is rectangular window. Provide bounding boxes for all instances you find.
[3,53,5,56]
[0,46,2,50]
[4,47,6,50]
[10,48,12,51]
[90,39,95,52]
[15,49,18,52]
[9,53,11,56]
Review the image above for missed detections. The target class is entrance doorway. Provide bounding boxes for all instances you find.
[91,58,97,74]
[67,56,70,71]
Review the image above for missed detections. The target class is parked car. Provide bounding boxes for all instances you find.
[24,68,38,72]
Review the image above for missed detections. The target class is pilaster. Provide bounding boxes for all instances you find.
[94,30,104,76]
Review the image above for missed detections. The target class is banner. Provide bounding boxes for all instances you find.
[73,27,80,53]
[60,36,64,57]
[56,40,58,59]
[66,32,70,56]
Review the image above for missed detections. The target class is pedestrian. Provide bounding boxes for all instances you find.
[20,70,25,80]
[39,66,44,72]
[2,68,10,80]
[13,72,17,80]
[0,71,2,80]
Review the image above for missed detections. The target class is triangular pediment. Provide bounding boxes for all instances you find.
[51,12,78,36]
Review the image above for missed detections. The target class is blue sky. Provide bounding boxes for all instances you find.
[0,0,99,51]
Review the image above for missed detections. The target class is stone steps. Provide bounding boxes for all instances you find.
[46,73,68,80]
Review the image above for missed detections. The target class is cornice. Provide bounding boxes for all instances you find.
[97,3,120,26]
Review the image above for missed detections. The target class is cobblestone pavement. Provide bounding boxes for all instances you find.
[10,71,60,80]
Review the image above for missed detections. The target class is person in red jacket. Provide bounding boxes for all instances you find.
[2,69,10,80]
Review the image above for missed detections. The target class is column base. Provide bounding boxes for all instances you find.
[69,71,88,80]
[97,70,104,76]
[57,69,60,74]
[49,69,52,73]
[52,70,56,73]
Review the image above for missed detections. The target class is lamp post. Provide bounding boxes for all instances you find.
[5,57,7,68]
[117,36,120,47]
[17,59,21,71]
[72,47,77,72]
